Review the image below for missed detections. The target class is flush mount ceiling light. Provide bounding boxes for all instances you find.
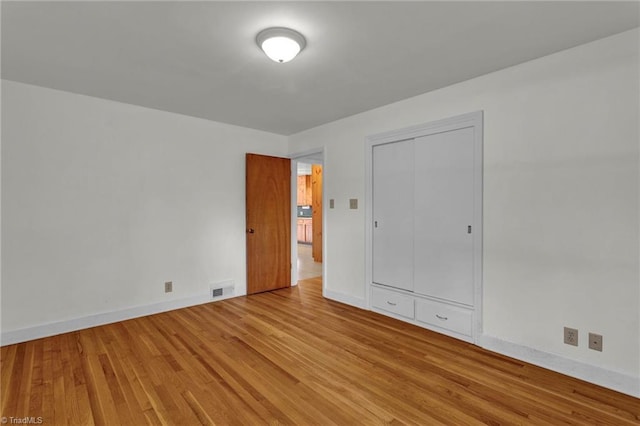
[256,27,306,63]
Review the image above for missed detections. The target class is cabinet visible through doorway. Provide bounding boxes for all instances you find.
[297,218,313,244]
[297,175,312,206]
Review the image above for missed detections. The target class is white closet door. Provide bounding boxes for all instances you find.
[414,127,475,305]
[372,140,414,291]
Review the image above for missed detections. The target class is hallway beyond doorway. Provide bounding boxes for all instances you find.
[297,243,322,280]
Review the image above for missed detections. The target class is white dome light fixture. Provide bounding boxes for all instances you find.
[256,27,306,63]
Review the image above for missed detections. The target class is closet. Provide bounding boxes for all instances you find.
[366,112,483,343]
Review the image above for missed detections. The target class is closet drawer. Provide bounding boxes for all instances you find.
[371,287,414,319]
[416,299,472,337]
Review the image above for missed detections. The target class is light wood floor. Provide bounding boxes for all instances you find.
[2,278,638,425]
[297,243,322,281]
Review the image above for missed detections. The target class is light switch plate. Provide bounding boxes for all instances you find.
[329,199,335,209]
[349,198,358,209]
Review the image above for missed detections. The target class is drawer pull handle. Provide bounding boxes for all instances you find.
[435,314,448,321]
[386,301,397,306]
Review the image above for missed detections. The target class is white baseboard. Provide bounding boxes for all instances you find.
[324,289,367,309]
[478,334,639,398]
[0,292,223,346]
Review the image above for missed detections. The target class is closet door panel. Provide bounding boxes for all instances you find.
[414,128,475,305]
[372,140,414,291]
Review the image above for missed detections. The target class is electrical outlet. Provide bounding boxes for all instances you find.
[165,281,173,293]
[564,327,578,346]
[588,333,603,351]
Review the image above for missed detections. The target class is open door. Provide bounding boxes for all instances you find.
[246,153,291,294]
[311,164,323,262]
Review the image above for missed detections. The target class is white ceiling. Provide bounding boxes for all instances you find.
[2,1,638,136]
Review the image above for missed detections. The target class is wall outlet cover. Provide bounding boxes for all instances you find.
[564,327,578,346]
[588,333,603,351]
[165,281,173,293]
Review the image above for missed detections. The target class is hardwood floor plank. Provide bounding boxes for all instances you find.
[28,339,44,418]
[1,279,638,425]
[61,333,93,425]
[15,339,36,417]
[51,338,68,425]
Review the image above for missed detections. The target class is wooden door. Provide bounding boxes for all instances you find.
[372,140,414,291]
[311,165,323,262]
[246,153,291,294]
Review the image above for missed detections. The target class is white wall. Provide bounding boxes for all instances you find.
[1,81,287,337]
[288,29,639,389]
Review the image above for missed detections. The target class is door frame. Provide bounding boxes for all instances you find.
[365,111,483,341]
[289,148,327,294]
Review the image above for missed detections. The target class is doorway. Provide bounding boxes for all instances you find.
[296,161,322,280]
[290,150,325,286]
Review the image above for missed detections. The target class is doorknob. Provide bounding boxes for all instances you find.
[247,228,255,234]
